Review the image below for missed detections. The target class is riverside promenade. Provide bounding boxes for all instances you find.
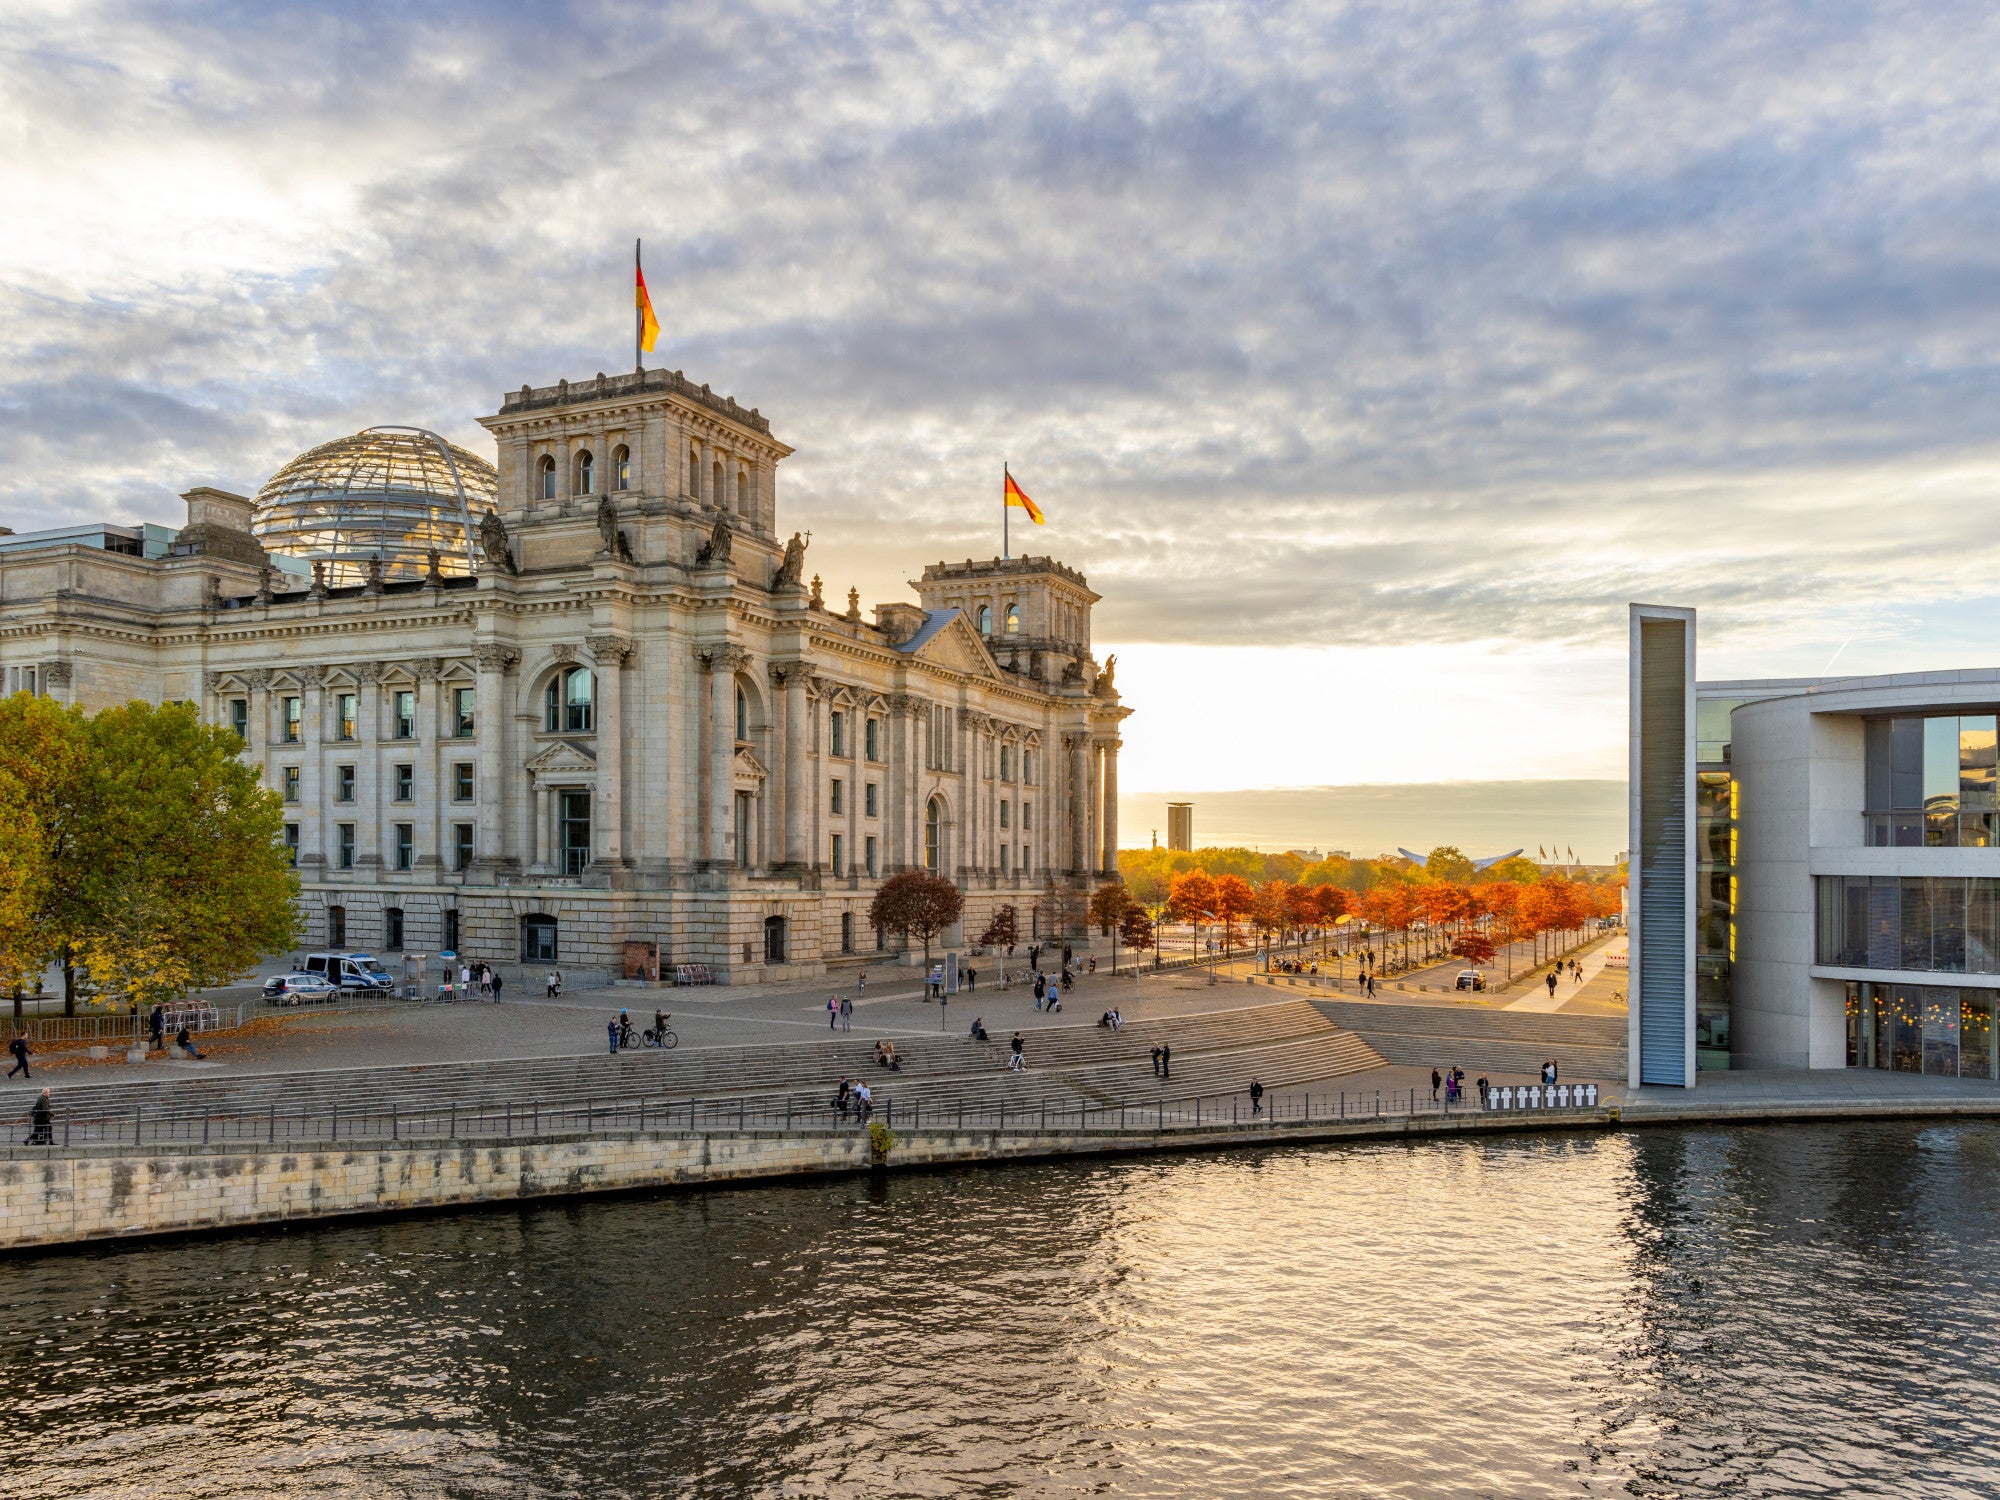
[1,977,1996,1254]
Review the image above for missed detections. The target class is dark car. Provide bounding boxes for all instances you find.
[1454,970,1486,992]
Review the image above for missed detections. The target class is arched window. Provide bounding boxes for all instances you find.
[545,665,595,733]
[1004,604,1020,634]
[613,444,631,491]
[521,914,558,963]
[925,797,944,871]
[688,443,700,496]
[539,454,557,501]
[977,605,991,634]
[736,687,747,742]
[737,466,751,516]
[712,459,724,507]
[576,450,594,495]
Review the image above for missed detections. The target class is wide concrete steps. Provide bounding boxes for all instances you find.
[40,1000,1382,1124]
[1310,998,1627,1079]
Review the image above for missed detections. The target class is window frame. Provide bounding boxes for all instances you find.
[393,763,414,802]
[394,823,414,871]
[393,690,416,740]
[453,686,476,738]
[453,762,475,802]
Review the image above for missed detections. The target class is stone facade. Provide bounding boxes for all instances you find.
[0,368,1128,981]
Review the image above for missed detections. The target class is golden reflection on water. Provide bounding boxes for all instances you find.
[2,1124,1999,1498]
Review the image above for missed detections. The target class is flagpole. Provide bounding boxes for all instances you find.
[1003,462,1010,560]
[635,238,643,371]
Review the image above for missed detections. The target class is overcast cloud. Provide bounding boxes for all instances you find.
[5,0,2000,752]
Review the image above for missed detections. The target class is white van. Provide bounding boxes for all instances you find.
[301,952,395,994]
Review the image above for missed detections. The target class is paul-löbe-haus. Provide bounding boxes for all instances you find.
[0,369,1130,983]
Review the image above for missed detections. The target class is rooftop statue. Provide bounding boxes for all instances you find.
[773,530,808,589]
[478,511,515,574]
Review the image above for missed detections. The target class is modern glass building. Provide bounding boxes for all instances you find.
[1634,601,2000,1079]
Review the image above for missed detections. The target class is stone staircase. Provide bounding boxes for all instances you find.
[37,1000,1388,1128]
[1310,998,1627,1080]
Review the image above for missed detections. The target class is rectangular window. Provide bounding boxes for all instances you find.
[841,911,855,954]
[453,823,474,872]
[283,823,299,866]
[999,800,1010,829]
[866,835,878,876]
[443,908,460,953]
[282,766,300,802]
[830,710,846,758]
[865,783,878,818]
[454,686,475,738]
[1000,844,1009,874]
[336,765,355,802]
[394,824,414,871]
[394,764,413,801]
[1022,846,1031,876]
[453,763,474,801]
[394,690,416,740]
[1001,745,1013,781]
[229,698,248,741]
[560,790,592,876]
[866,717,880,761]
[831,832,844,873]
[1023,749,1035,783]
[830,778,844,814]
[336,692,357,741]
[1022,802,1032,830]
[283,696,301,742]
[336,823,355,870]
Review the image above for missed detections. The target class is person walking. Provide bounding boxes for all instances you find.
[857,970,867,999]
[148,1005,165,1054]
[1150,1044,1162,1077]
[460,962,472,996]
[1160,1042,1172,1079]
[1477,1074,1490,1107]
[491,970,504,1003]
[1033,973,1046,1010]
[1250,1078,1265,1115]
[7,1033,29,1080]
[966,965,977,992]
[547,970,560,1000]
[1009,1033,1026,1071]
[24,1088,52,1146]
[828,994,839,1031]
[1431,1067,1441,1103]
[839,994,854,1032]
[1545,970,1559,999]
[833,1077,852,1119]
[1366,973,1376,998]
[855,1081,874,1121]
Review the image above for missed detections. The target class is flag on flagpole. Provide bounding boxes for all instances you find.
[1004,469,1044,524]
[636,259,660,353]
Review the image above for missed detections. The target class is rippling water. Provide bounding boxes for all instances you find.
[4,1123,2000,1498]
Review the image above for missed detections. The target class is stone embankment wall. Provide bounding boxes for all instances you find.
[0,1111,1612,1253]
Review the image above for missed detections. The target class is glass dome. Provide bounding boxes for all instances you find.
[252,426,499,586]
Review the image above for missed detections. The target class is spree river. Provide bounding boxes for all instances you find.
[4,1122,2000,1498]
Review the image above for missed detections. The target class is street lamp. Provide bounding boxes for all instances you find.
[1201,909,1218,986]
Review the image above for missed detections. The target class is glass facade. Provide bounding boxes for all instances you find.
[1847,982,2000,1078]
[1816,876,2000,973]
[1864,712,2000,846]
[1694,697,1744,1070]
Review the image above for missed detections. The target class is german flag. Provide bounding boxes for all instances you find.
[1004,468,1044,525]
[636,261,660,353]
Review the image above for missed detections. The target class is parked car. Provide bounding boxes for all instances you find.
[1454,970,1486,992]
[299,952,395,995]
[263,972,339,1006]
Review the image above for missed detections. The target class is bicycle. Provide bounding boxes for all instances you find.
[643,1026,678,1049]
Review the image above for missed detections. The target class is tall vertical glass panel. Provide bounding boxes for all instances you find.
[1926,717,1962,845]
[1695,769,1735,1069]
[1962,715,1997,846]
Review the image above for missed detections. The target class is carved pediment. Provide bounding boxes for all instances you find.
[733,743,769,782]
[526,740,599,781]
[912,611,1002,680]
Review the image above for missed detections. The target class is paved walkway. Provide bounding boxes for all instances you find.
[1504,932,1625,1013]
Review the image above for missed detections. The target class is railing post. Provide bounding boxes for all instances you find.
[449,1103,456,1139]
[392,1104,399,1141]
[739,1097,746,1130]
[135,1105,142,1146]
[1157,1098,1163,1131]
[202,1114,209,1144]
[331,1102,337,1141]
[269,1103,276,1143]
[506,1103,513,1136]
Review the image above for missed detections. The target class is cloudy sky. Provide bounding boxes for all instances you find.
[6,0,2000,854]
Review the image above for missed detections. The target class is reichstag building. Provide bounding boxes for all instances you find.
[0,368,1129,982]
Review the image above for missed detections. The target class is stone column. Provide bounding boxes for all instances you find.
[588,635,633,867]
[1068,732,1090,874]
[1100,737,1120,875]
[702,646,750,864]
[533,783,550,871]
[354,664,381,872]
[299,666,326,872]
[698,439,714,507]
[776,662,810,868]
[472,645,518,875]
[414,660,440,874]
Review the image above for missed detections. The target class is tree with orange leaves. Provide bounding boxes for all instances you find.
[1211,872,1255,957]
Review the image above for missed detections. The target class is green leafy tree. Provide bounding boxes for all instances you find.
[1088,881,1136,935]
[0,696,299,1013]
[1424,845,1475,884]
[78,702,300,1008]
